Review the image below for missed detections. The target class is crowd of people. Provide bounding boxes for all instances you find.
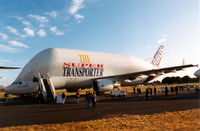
[130,85,192,101]
[58,85,190,105]
[60,91,96,109]
[144,86,188,100]
[133,87,142,95]
[144,87,157,100]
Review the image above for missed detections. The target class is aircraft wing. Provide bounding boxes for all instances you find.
[93,64,198,81]
[0,66,20,69]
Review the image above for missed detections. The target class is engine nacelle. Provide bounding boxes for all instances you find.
[93,79,114,92]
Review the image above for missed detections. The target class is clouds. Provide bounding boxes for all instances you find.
[157,38,167,44]
[6,26,21,37]
[0,33,8,40]
[75,14,84,20]
[69,0,84,15]
[0,39,28,53]
[45,11,57,18]
[8,40,29,48]
[0,0,96,54]
[6,26,35,38]
[37,29,46,37]
[50,26,64,36]
[69,0,85,22]
[6,12,66,41]
[22,20,31,27]
[13,16,31,26]
[158,33,168,38]
[0,59,11,65]
[23,28,35,37]
[0,44,16,53]
[4,0,94,42]
[0,26,29,53]
[28,14,48,23]
[145,33,168,50]
[157,33,168,44]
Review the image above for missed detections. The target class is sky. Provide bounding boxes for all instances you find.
[0,0,199,86]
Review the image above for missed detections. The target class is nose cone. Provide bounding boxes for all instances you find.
[4,85,14,94]
[194,69,200,78]
[4,82,38,95]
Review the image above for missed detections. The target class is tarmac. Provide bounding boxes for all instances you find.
[0,90,199,128]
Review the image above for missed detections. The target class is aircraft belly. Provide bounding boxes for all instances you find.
[51,77,92,89]
[5,85,38,95]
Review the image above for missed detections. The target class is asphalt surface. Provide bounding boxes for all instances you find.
[0,91,199,128]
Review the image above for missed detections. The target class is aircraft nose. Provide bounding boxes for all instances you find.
[4,85,12,92]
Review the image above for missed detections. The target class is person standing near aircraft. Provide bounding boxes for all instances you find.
[139,88,142,95]
[175,86,178,95]
[171,87,174,94]
[91,92,96,108]
[86,91,91,109]
[150,88,153,96]
[145,88,149,100]
[133,87,136,95]
[136,88,139,96]
[76,92,80,104]
[154,87,156,95]
[165,87,168,96]
[62,92,66,104]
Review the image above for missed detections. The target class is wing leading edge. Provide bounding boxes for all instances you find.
[93,64,198,81]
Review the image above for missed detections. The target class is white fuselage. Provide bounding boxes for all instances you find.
[5,48,155,94]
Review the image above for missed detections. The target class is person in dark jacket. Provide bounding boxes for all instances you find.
[165,87,168,96]
[62,92,66,104]
[175,86,178,95]
[91,92,96,108]
[150,88,153,96]
[145,88,149,100]
[133,87,136,94]
[86,91,92,109]
[171,87,174,94]
[76,92,80,104]
[154,87,157,95]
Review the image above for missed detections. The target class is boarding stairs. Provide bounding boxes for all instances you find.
[37,72,56,103]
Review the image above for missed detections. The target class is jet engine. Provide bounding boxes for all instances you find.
[93,79,114,93]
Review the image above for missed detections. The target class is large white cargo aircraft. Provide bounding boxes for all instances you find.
[4,45,197,101]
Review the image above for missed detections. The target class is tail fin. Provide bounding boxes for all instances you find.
[151,45,164,68]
